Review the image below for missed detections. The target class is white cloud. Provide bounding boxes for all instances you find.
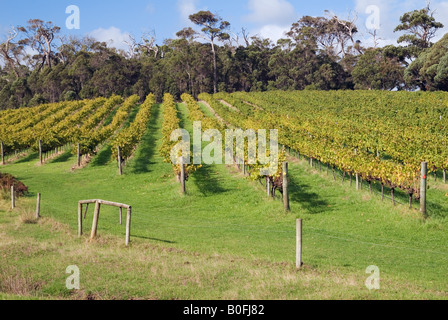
[257,24,290,42]
[177,0,200,24]
[88,27,132,51]
[245,0,297,25]
[245,0,299,43]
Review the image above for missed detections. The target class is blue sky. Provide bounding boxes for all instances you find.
[1,0,448,49]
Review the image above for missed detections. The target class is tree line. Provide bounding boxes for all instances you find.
[0,4,447,110]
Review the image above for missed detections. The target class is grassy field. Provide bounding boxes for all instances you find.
[0,102,447,300]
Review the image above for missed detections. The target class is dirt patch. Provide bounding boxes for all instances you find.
[71,153,94,171]
[219,100,240,112]
[198,100,233,128]
[38,217,73,236]
[36,149,68,167]
[432,183,448,192]
[243,101,263,111]
[0,151,30,165]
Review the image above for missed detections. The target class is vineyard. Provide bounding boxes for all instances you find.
[0,90,447,299]
[199,90,448,207]
[1,89,447,214]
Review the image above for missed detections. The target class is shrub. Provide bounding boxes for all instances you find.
[63,90,78,101]
[28,94,47,107]
[0,172,28,197]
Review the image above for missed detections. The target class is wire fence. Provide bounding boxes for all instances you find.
[274,149,447,213]
[127,211,448,272]
[130,209,448,258]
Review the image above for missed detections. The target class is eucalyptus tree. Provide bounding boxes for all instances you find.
[0,27,24,79]
[189,11,230,93]
[405,33,448,91]
[18,19,61,70]
[394,3,444,57]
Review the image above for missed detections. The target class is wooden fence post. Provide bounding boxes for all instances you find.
[36,193,41,219]
[78,202,83,237]
[78,200,131,245]
[77,143,81,167]
[267,177,271,197]
[11,185,15,209]
[125,207,132,246]
[39,140,43,164]
[83,204,89,219]
[180,156,186,194]
[283,162,290,212]
[354,149,358,190]
[1,141,4,165]
[296,219,302,269]
[117,146,123,176]
[420,162,427,217]
[90,201,101,240]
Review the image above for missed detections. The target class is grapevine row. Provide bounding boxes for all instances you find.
[111,93,156,164]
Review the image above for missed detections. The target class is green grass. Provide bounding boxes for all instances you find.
[0,103,447,300]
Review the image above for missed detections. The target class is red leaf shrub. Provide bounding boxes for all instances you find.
[0,172,28,196]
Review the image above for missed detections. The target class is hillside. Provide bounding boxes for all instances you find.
[1,92,447,299]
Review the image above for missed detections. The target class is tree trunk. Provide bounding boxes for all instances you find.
[211,42,217,94]
[45,38,52,69]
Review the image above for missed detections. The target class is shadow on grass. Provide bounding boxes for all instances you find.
[132,234,176,244]
[91,145,112,167]
[177,103,186,129]
[193,164,228,196]
[426,201,448,219]
[14,152,39,164]
[129,104,161,174]
[50,151,73,163]
[288,173,331,214]
[297,159,448,218]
